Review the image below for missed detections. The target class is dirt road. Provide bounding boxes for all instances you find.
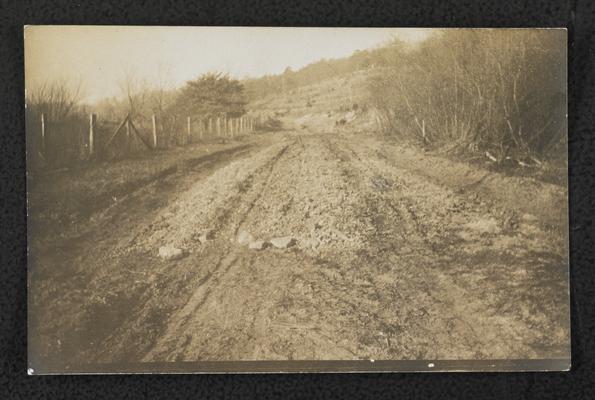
[29,131,569,369]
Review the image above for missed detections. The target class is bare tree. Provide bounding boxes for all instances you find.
[26,77,83,121]
[150,62,173,115]
[368,29,566,163]
[117,66,149,120]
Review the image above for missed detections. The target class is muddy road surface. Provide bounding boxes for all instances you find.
[29,131,569,369]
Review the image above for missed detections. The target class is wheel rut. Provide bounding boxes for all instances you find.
[143,139,296,361]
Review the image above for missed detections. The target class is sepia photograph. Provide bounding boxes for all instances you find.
[25,26,569,373]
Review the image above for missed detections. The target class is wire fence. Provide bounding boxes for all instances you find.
[26,110,259,170]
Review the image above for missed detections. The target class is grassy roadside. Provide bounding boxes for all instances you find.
[27,135,265,245]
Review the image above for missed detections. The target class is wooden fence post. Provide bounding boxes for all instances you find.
[40,113,46,155]
[125,116,131,151]
[152,114,158,148]
[187,116,191,144]
[89,113,96,155]
[208,118,213,137]
[216,117,220,137]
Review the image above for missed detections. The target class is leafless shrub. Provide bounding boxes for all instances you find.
[26,78,88,166]
[118,66,150,122]
[369,30,566,164]
[26,77,83,121]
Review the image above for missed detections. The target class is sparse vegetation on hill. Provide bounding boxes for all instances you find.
[370,30,567,165]
[246,29,567,170]
[243,42,405,100]
[27,29,567,173]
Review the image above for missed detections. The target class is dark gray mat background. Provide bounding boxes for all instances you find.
[1,0,593,398]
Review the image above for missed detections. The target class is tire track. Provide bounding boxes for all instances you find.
[330,135,562,359]
[330,137,438,253]
[143,140,295,361]
[231,141,293,237]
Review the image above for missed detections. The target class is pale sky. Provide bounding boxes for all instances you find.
[24,26,431,103]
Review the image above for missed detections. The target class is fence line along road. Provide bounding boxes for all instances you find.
[30,112,259,168]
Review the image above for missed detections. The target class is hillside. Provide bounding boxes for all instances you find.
[248,68,380,134]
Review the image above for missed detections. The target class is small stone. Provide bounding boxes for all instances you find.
[521,213,539,223]
[237,230,255,246]
[158,246,186,261]
[249,240,267,250]
[465,217,501,234]
[457,230,475,241]
[270,236,295,249]
[198,230,212,243]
